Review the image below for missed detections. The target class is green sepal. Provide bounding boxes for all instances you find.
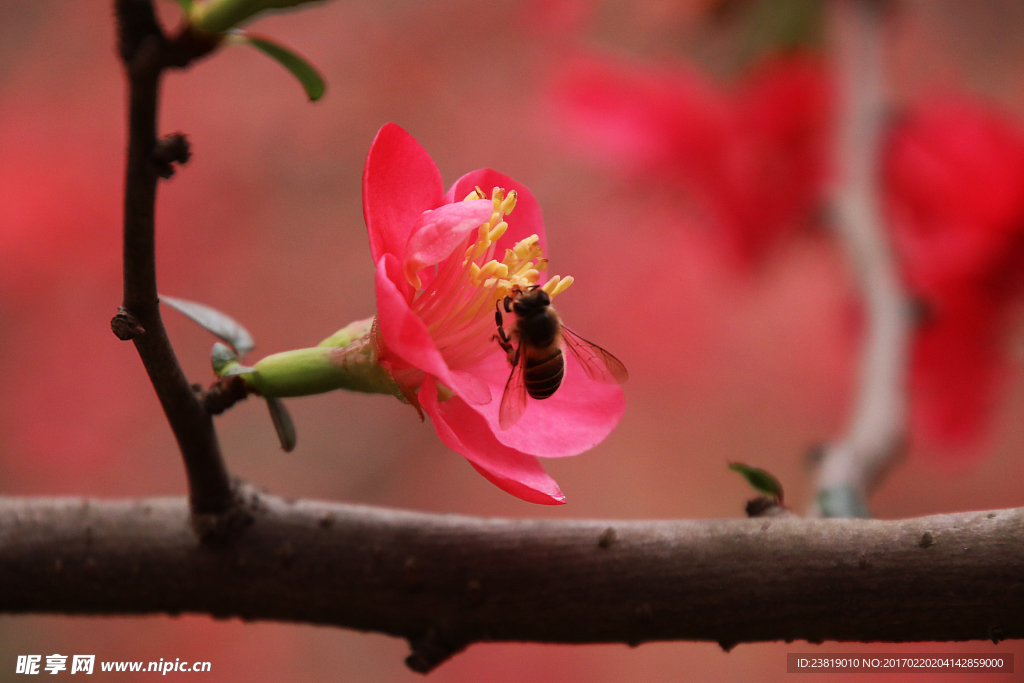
[211,342,238,375]
[266,397,297,452]
[221,362,258,377]
[317,317,374,348]
[229,31,325,101]
[242,333,400,399]
[190,0,331,34]
[728,462,785,503]
[161,294,256,358]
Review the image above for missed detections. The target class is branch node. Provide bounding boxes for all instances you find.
[163,25,223,69]
[198,376,251,415]
[189,480,258,546]
[718,640,738,653]
[115,0,164,66]
[405,631,468,674]
[111,307,146,340]
[151,132,191,179]
[597,527,617,548]
[745,497,794,518]
[128,33,166,79]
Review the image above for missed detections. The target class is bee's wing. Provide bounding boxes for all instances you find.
[561,327,628,384]
[499,345,529,430]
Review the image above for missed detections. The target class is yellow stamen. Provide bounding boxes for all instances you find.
[489,221,508,242]
[541,275,560,294]
[550,275,573,298]
[408,186,575,372]
[500,190,517,215]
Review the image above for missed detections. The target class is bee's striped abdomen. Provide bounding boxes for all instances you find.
[524,347,564,399]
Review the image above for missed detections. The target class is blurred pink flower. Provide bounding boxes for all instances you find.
[364,123,625,503]
[885,99,1024,452]
[556,50,1024,456]
[553,52,830,265]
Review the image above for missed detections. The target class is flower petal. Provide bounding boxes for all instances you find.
[363,123,445,264]
[375,254,491,405]
[465,348,625,458]
[420,377,566,504]
[404,199,494,287]
[445,169,548,256]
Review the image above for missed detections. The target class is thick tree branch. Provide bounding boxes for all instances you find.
[816,0,912,516]
[1,495,1020,673]
[114,0,231,515]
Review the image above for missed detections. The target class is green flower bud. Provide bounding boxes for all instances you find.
[240,318,401,399]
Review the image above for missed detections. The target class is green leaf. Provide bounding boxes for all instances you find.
[232,32,325,101]
[266,397,297,452]
[171,0,195,13]
[728,462,784,502]
[191,0,331,33]
[161,295,256,358]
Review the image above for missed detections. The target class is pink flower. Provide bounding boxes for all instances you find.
[886,98,1024,453]
[886,99,1024,299]
[364,123,625,504]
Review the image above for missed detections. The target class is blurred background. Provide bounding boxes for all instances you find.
[1,0,1023,680]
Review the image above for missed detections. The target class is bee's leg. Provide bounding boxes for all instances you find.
[493,328,515,359]
[492,303,516,361]
[503,296,514,313]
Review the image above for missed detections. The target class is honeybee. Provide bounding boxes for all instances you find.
[493,285,628,429]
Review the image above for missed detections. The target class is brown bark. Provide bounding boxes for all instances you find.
[114,0,231,515]
[2,495,1020,672]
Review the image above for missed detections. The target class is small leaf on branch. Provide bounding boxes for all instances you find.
[266,397,297,452]
[161,295,256,358]
[211,342,238,376]
[727,462,784,502]
[229,31,326,101]
[190,0,332,33]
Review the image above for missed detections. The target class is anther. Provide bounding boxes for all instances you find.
[551,276,574,297]
[500,190,517,215]
[488,221,508,242]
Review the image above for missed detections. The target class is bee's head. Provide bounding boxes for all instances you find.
[512,288,550,316]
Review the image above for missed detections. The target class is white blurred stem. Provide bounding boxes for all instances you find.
[815,0,912,517]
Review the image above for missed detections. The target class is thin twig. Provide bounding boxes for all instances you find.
[0,495,1020,673]
[114,0,232,515]
[815,0,912,517]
